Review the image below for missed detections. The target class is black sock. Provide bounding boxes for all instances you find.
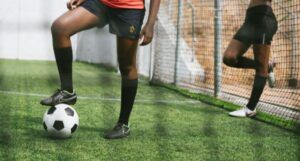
[54,47,73,93]
[118,78,138,125]
[236,57,256,68]
[247,75,267,110]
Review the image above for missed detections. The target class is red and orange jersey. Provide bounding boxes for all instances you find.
[101,0,144,9]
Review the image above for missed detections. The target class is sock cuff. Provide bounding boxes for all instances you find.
[54,47,73,61]
[122,78,138,87]
[254,75,267,86]
[54,47,72,51]
[255,75,267,79]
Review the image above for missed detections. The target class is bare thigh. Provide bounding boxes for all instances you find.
[51,7,101,47]
[224,39,251,59]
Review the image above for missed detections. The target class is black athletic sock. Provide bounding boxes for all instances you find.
[54,47,73,93]
[118,78,138,125]
[236,57,256,68]
[247,75,267,110]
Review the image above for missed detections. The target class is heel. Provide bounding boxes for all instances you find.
[69,98,77,105]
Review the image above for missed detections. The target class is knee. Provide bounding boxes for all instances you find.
[223,54,237,67]
[119,65,137,79]
[51,19,69,37]
[255,61,268,77]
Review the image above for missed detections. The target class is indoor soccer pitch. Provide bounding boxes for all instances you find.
[0,59,299,161]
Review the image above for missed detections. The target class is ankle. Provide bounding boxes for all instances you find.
[62,88,75,94]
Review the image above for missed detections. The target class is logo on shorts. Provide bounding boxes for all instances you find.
[129,25,136,34]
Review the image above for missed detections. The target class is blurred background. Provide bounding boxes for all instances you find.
[0,0,152,75]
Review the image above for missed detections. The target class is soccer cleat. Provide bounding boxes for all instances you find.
[40,89,77,106]
[229,107,257,117]
[104,123,130,139]
[268,61,276,88]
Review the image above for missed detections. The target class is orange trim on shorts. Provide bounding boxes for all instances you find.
[100,0,144,9]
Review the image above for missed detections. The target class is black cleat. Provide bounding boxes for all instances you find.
[104,123,130,139]
[40,89,77,106]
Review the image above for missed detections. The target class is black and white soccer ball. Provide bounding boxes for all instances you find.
[43,104,79,139]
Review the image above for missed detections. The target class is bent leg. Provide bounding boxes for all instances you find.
[51,7,100,92]
[117,37,139,125]
[223,39,255,69]
[51,7,100,47]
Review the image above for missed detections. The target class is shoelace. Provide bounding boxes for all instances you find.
[51,89,62,97]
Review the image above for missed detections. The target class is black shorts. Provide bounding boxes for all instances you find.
[81,0,145,40]
[233,5,278,45]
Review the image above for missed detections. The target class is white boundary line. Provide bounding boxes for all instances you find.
[0,90,200,105]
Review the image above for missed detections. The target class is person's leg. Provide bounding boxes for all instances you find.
[102,3,145,139]
[41,7,101,106]
[116,37,139,126]
[223,39,254,69]
[104,37,138,139]
[229,44,271,117]
[52,7,100,92]
[246,44,270,110]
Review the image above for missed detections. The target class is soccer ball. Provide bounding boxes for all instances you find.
[43,104,79,139]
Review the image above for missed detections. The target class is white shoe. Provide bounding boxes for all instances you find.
[268,61,276,88]
[229,107,257,117]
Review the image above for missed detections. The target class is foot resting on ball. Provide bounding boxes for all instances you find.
[40,89,77,106]
[229,106,257,117]
[104,123,130,139]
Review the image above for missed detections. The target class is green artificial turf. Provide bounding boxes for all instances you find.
[0,59,299,161]
[150,82,300,132]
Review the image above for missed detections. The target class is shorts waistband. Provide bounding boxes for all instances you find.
[247,5,273,14]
